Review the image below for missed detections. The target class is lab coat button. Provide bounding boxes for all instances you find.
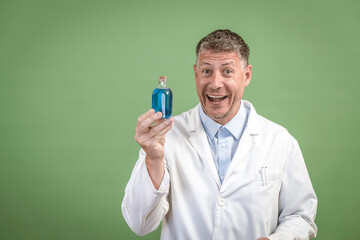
[218,197,225,206]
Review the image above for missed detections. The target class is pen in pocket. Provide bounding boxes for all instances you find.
[261,166,268,186]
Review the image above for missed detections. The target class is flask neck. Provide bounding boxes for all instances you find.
[158,80,167,88]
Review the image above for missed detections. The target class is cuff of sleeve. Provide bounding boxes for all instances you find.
[142,156,170,195]
[267,231,293,240]
[157,169,169,193]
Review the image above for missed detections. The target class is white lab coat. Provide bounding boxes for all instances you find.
[122,100,317,240]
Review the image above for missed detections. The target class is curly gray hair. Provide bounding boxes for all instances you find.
[196,29,250,67]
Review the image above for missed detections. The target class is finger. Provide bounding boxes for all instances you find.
[137,109,155,123]
[152,121,174,146]
[157,119,174,136]
[137,111,163,132]
[151,118,173,133]
[136,109,161,132]
[141,118,173,142]
[151,117,168,127]
[152,116,174,125]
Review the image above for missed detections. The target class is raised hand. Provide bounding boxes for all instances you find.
[134,109,174,189]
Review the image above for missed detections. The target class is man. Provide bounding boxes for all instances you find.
[122,29,318,240]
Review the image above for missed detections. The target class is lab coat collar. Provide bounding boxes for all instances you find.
[187,100,260,189]
[188,105,221,188]
[189,100,260,136]
[198,102,248,141]
[223,100,260,185]
[242,100,260,136]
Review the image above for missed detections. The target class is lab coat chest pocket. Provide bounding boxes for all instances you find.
[228,167,282,200]
[254,167,282,188]
[248,168,283,206]
[222,166,283,223]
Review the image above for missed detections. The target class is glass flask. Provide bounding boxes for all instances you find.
[152,76,172,119]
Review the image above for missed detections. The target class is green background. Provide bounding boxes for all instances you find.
[1,0,359,239]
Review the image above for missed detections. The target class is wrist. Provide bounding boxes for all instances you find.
[145,155,165,190]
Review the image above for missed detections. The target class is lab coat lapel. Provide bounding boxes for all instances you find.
[187,105,221,189]
[225,101,260,181]
[225,130,255,179]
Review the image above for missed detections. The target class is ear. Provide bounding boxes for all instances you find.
[244,64,252,86]
[193,64,197,79]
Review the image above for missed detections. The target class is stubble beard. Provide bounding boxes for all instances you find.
[211,111,229,120]
[202,104,230,121]
[202,97,241,124]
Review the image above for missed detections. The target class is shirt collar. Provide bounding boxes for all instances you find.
[199,105,221,140]
[225,102,248,140]
[199,101,249,140]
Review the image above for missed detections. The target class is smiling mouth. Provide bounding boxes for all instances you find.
[207,95,227,103]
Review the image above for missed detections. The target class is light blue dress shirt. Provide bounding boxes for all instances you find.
[199,101,249,183]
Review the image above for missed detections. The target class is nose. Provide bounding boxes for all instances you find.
[209,71,224,90]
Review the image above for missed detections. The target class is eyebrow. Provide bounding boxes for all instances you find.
[200,61,236,67]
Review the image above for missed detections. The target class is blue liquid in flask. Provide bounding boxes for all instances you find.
[152,76,172,119]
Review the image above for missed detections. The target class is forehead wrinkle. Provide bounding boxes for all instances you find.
[196,51,242,67]
[198,62,212,68]
[221,61,236,67]
[199,61,236,68]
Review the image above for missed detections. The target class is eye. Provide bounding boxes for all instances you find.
[224,69,233,74]
[202,69,211,74]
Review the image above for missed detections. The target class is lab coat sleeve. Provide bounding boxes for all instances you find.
[268,137,318,240]
[121,148,170,236]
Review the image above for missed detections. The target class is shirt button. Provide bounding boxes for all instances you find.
[221,143,226,147]
[218,197,225,207]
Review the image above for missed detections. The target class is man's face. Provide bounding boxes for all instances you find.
[193,51,252,125]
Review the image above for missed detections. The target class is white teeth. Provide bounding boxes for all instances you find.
[208,95,225,98]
